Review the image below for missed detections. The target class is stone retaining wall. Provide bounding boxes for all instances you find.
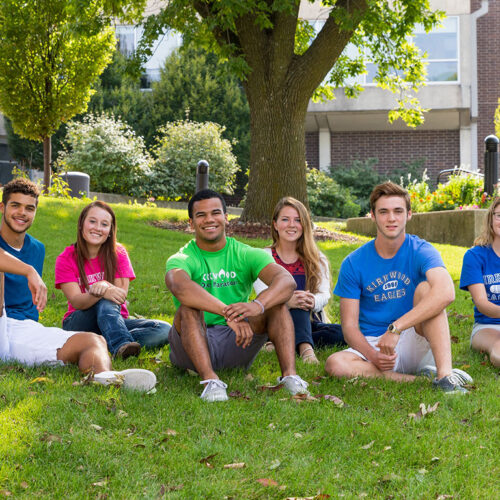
[346,209,487,247]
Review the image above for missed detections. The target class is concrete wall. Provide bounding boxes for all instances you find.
[346,209,487,247]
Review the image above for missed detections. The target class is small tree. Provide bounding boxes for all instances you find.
[59,113,152,197]
[0,0,122,189]
[150,120,238,200]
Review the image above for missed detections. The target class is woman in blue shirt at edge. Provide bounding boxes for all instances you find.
[460,197,500,367]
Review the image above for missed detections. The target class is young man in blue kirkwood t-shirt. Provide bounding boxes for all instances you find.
[325,182,472,393]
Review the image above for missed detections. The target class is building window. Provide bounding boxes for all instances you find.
[114,25,182,89]
[311,15,459,86]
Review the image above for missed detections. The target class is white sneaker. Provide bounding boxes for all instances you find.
[418,365,473,385]
[277,375,310,396]
[94,369,157,392]
[200,379,228,402]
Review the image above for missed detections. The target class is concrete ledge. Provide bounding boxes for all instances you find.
[346,209,487,247]
[89,192,243,215]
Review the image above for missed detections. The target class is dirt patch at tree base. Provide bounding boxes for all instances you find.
[151,218,360,243]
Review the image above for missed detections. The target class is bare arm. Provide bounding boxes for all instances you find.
[468,283,500,319]
[59,277,129,310]
[224,263,296,322]
[341,297,396,371]
[0,248,47,312]
[165,268,227,317]
[391,266,455,332]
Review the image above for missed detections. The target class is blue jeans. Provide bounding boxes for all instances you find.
[62,299,171,355]
[290,308,345,353]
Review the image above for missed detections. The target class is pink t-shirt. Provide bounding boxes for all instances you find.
[55,244,136,321]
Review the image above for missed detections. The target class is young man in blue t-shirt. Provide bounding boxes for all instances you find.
[0,178,156,391]
[325,182,472,393]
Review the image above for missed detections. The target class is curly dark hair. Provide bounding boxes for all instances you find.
[2,178,40,205]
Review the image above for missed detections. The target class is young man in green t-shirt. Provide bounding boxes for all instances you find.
[166,189,309,402]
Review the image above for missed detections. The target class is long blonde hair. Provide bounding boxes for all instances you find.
[474,197,500,246]
[271,197,327,293]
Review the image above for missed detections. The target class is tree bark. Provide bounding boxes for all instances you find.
[43,135,51,192]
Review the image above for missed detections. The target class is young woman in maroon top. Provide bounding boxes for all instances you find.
[254,197,345,364]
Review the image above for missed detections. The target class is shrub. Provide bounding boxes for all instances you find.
[306,168,360,218]
[58,113,152,197]
[430,173,488,211]
[404,170,433,212]
[329,158,382,215]
[150,120,238,200]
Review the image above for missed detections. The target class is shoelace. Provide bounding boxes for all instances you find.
[200,379,228,397]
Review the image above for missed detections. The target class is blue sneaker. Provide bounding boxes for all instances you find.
[432,374,469,394]
[419,365,473,385]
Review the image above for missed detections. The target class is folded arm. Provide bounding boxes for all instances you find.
[468,283,500,319]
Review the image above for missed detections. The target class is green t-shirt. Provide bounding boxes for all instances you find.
[166,237,274,326]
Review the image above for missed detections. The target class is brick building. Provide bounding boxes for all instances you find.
[304,0,500,184]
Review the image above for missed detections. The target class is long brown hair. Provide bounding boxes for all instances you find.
[474,197,500,246]
[75,201,117,290]
[271,197,327,294]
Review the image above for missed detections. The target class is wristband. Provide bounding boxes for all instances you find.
[252,298,265,314]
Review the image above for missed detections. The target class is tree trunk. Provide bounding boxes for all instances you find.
[241,90,309,222]
[43,135,51,192]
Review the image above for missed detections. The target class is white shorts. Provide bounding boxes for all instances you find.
[0,311,77,366]
[344,327,433,374]
[471,323,500,345]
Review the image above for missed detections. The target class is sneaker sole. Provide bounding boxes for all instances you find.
[201,391,228,402]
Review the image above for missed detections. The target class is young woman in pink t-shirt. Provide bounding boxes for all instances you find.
[55,201,170,358]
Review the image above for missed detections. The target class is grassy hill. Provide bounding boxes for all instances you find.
[1,197,498,499]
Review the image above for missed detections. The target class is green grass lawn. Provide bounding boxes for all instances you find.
[1,198,499,499]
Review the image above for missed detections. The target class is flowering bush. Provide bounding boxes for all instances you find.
[406,170,493,213]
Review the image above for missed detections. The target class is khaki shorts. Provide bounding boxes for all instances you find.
[344,327,433,374]
[169,323,268,372]
[0,311,77,366]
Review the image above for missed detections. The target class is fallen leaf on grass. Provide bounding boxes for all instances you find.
[408,402,440,421]
[256,478,278,487]
[431,457,440,463]
[257,384,282,392]
[187,369,198,377]
[90,424,103,432]
[133,444,145,448]
[92,480,108,487]
[127,425,137,436]
[228,390,250,400]
[268,423,276,430]
[383,446,392,451]
[200,453,217,468]
[450,336,459,344]
[70,398,88,409]
[361,441,375,450]
[294,433,303,438]
[292,393,317,403]
[29,377,52,384]
[322,395,344,407]
[40,433,62,443]
[244,373,254,381]
[223,463,246,469]
[418,468,428,474]
[436,495,454,499]
[380,473,401,482]
[116,410,128,418]
[0,490,11,496]
[19,482,28,489]
[165,429,177,436]
[268,459,281,470]
[159,484,184,495]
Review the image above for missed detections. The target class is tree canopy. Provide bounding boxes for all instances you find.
[137,0,442,221]
[0,0,145,188]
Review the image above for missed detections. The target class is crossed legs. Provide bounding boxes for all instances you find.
[172,303,297,380]
[325,281,453,381]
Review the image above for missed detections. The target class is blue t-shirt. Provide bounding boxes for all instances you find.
[0,233,45,321]
[334,234,445,337]
[460,245,500,325]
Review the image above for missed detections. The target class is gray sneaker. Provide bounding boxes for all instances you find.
[419,365,473,385]
[277,375,310,396]
[94,369,157,392]
[200,379,228,402]
[433,373,469,394]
